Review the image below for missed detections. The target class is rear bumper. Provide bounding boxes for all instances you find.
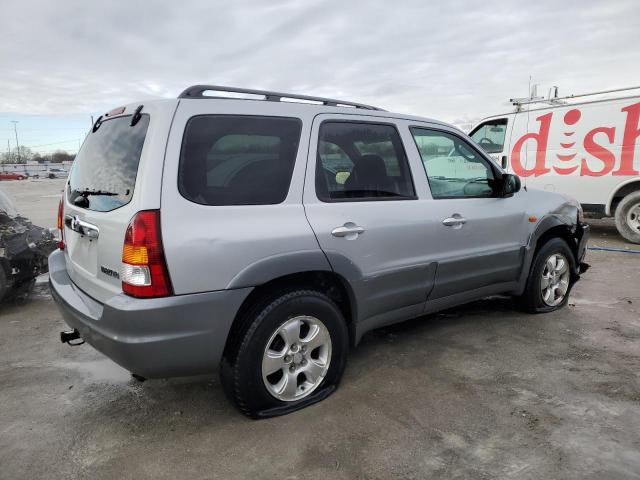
[48,249,251,378]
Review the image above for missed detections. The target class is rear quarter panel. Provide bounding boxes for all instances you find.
[160,100,323,294]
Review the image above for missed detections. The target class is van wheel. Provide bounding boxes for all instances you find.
[614,191,640,244]
[220,289,348,419]
[518,238,576,313]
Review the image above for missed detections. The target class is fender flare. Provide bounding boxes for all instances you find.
[516,211,580,294]
[226,250,333,289]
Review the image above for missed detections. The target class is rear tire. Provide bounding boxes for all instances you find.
[518,237,576,313]
[220,289,349,419]
[614,191,640,244]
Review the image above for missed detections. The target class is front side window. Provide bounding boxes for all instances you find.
[316,122,415,201]
[179,115,302,205]
[411,128,498,199]
[469,118,508,153]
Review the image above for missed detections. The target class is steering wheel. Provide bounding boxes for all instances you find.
[463,178,493,196]
[477,137,496,146]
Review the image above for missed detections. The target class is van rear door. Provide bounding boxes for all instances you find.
[62,111,152,303]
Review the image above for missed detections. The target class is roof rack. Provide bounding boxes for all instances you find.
[510,85,640,108]
[178,85,384,111]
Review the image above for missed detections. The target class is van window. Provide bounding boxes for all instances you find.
[411,128,498,199]
[68,114,150,212]
[470,119,508,154]
[179,116,302,205]
[316,122,415,201]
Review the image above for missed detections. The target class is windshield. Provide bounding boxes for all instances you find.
[470,119,507,154]
[68,114,150,212]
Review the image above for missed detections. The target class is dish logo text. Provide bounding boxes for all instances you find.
[511,102,640,177]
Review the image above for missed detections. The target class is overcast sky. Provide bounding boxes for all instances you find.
[1,0,639,154]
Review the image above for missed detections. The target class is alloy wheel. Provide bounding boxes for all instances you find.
[540,253,570,307]
[261,315,332,402]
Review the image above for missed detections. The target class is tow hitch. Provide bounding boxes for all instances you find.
[60,329,84,346]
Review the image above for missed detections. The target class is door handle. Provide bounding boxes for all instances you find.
[332,223,365,238]
[442,216,467,227]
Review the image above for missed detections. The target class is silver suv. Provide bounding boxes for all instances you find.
[50,85,589,418]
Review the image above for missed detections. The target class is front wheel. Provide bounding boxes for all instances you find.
[518,238,576,313]
[614,191,640,244]
[221,289,349,418]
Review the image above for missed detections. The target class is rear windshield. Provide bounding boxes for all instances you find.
[68,114,150,212]
[178,115,302,205]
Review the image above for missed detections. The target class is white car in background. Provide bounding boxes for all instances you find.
[46,168,68,179]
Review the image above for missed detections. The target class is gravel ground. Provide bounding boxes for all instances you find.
[0,179,639,479]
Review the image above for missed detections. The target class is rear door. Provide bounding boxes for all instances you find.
[303,114,436,326]
[63,101,176,303]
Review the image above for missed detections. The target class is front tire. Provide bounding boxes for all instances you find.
[518,237,576,313]
[221,289,349,418]
[614,191,640,244]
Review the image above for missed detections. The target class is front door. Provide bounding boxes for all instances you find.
[409,126,529,300]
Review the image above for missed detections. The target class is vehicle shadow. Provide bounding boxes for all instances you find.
[68,295,521,429]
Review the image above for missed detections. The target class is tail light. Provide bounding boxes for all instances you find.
[121,210,172,298]
[57,197,65,250]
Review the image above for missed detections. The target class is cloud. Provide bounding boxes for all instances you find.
[1,0,639,127]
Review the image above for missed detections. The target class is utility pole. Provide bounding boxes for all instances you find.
[10,121,20,163]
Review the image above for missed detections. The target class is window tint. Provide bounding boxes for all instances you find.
[179,116,302,205]
[68,115,149,212]
[470,118,507,154]
[410,128,498,199]
[316,122,415,201]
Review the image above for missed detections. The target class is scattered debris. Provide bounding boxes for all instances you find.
[0,189,56,304]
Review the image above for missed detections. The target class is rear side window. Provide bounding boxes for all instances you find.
[179,116,302,205]
[316,122,415,201]
[68,115,150,212]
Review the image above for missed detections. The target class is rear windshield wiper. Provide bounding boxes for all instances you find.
[74,188,123,197]
[71,188,126,208]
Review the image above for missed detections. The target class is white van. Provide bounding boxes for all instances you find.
[470,86,640,243]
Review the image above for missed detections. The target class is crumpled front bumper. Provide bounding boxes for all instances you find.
[575,222,590,275]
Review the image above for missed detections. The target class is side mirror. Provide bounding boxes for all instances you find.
[501,173,521,197]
